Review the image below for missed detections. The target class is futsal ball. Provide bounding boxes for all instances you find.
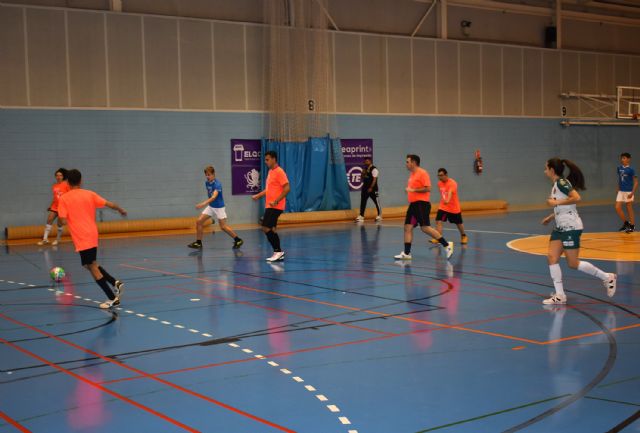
[50,267,65,282]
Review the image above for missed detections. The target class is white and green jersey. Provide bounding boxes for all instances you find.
[551,177,583,231]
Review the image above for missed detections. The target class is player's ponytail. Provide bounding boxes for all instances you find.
[546,158,586,191]
[561,159,586,191]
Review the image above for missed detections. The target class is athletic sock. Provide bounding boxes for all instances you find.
[266,230,281,251]
[234,236,241,241]
[96,277,116,300]
[272,232,281,252]
[56,225,64,240]
[404,243,411,254]
[98,266,116,286]
[577,261,608,281]
[43,224,52,240]
[438,237,449,247]
[549,264,565,296]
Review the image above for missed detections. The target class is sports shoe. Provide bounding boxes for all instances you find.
[542,293,567,304]
[37,239,50,246]
[355,215,365,222]
[461,234,468,244]
[375,215,383,222]
[187,240,202,249]
[603,273,617,297]
[618,221,630,232]
[99,297,120,309]
[233,238,244,249]
[394,251,412,260]
[625,224,635,234]
[266,251,285,262]
[51,239,59,246]
[114,280,125,297]
[429,238,440,244]
[445,242,454,259]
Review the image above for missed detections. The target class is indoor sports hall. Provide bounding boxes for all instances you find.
[1,1,639,433]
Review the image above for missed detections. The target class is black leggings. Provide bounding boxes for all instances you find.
[359,190,381,216]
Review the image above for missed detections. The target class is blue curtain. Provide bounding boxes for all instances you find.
[261,136,351,212]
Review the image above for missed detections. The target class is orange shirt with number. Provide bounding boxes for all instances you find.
[57,189,107,252]
[407,167,431,203]
[438,178,461,214]
[50,181,70,212]
[266,166,289,211]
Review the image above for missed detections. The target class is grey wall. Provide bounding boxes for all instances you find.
[1,4,639,230]
[3,4,640,119]
[1,109,636,230]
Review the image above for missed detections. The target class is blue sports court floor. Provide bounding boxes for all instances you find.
[1,205,638,433]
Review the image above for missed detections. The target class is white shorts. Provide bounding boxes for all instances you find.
[616,191,635,203]
[202,206,227,220]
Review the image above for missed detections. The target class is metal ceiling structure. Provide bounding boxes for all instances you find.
[3,0,640,35]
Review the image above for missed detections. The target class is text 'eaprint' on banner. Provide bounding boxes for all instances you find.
[231,139,262,195]
[341,139,373,191]
[231,138,373,194]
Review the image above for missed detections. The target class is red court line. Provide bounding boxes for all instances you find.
[0,337,198,432]
[102,305,555,386]
[123,264,544,344]
[0,410,31,433]
[166,284,395,336]
[0,312,295,433]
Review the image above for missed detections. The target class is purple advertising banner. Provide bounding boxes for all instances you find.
[341,138,373,191]
[231,139,262,195]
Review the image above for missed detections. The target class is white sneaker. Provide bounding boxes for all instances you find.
[266,251,285,262]
[445,242,454,259]
[99,297,120,309]
[355,215,365,222]
[51,239,59,246]
[114,280,125,297]
[375,216,382,222]
[543,294,567,305]
[394,251,412,260]
[37,239,49,246]
[603,273,617,298]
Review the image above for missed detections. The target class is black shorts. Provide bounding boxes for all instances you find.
[262,208,283,229]
[404,201,431,227]
[436,209,463,225]
[79,247,97,266]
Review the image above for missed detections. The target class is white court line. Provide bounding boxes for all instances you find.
[378,223,539,237]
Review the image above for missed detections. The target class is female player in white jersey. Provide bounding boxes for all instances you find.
[541,158,616,304]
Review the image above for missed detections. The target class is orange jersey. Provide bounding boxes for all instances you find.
[438,178,461,213]
[57,189,107,252]
[50,181,70,212]
[407,167,431,203]
[266,166,289,210]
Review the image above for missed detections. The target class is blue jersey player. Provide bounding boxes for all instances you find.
[615,152,638,233]
[188,166,243,249]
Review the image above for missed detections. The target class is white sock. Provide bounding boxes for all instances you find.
[549,264,565,296]
[577,261,608,281]
[43,224,52,240]
[56,225,64,240]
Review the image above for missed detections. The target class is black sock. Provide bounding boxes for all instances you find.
[96,277,116,300]
[272,232,281,252]
[438,237,449,247]
[265,230,277,250]
[234,236,241,241]
[98,266,116,286]
[404,243,411,254]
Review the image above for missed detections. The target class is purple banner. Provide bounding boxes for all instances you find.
[231,139,262,195]
[341,139,373,191]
